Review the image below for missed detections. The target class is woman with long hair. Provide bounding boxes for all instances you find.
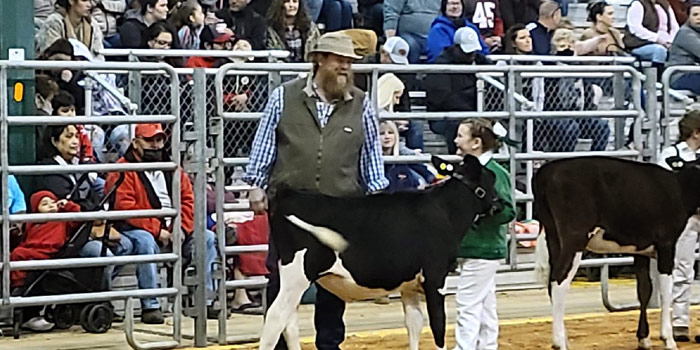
[579,1,625,56]
[266,0,321,62]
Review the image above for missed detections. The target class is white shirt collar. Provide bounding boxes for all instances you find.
[478,151,493,166]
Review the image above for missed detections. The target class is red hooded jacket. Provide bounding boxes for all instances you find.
[10,191,81,287]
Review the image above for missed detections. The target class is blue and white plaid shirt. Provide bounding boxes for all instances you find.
[244,84,389,194]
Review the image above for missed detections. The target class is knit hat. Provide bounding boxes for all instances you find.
[31,191,58,213]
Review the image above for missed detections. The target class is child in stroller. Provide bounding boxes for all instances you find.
[3,174,124,337]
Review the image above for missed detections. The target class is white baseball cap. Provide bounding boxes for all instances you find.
[381,36,410,65]
[454,27,482,54]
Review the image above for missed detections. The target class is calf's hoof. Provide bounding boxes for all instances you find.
[637,336,652,350]
[661,337,678,350]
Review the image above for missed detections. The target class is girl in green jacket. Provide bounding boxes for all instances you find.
[453,118,516,349]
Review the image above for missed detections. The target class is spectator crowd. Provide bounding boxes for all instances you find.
[9,0,700,334]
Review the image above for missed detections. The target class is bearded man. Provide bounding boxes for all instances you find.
[243,32,389,350]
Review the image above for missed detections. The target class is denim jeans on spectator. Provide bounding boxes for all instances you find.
[555,0,568,16]
[305,0,324,22]
[181,230,218,305]
[401,120,424,150]
[362,2,383,37]
[429,120,460,154]
[398,32,427,64]
[631,44,668,64]
[671,73,700,95]
[318,0,353,31]
[79,240,115,290]
[117,229,161,310]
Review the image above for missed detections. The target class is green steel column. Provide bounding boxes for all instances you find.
[0,1,35,167]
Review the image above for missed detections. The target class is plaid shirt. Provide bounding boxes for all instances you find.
[244,84,389,194]
[284,27,304,63]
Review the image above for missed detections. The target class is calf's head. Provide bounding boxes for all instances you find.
[431,154,501,217]
[673,158,700,216]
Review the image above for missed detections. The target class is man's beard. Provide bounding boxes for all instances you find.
[317,66,354,102]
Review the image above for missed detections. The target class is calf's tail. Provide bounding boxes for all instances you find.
[286,215,349,252]
[534,230,550,286]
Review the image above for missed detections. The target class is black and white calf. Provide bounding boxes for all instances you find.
[533,156,700,350]
[259,155,501,350]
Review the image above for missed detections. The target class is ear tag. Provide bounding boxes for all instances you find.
[446,164,454,172]
[439,163,447,170]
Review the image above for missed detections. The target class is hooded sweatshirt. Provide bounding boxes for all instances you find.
[118,9,148,48]
[10,191,81,287]
[426,15,490,63]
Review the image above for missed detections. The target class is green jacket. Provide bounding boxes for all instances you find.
[458,158,516,260]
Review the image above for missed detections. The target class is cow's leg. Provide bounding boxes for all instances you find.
[401,289,425,350]
[551,252,582,350]
[283,311,301,349]
[259,250,310,350]
[634,255,653,350]
[657,245,679,350]
[423,273,448,350]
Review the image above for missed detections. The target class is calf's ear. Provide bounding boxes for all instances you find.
[431,155,456,176]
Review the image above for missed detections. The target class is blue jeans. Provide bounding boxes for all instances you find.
[631,44,668,64]
[305,0,323,22]
[401,120,424,151]
[181,230,218,305]
[116,229,161,310]
[79,240,115,290]
[671,72,700,95]
[318,0,352,31]
[398,32,427,64]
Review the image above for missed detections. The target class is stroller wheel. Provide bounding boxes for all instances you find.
[80,304,112,334]
[50,305,77,330]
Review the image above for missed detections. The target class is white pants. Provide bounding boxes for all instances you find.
[455,259,500,350]
[673,216,700,328]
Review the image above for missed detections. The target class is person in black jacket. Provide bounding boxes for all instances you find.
[500,0,540,33]
[215,0,268,50]
[118,0,169,48]
[425,26,489,154]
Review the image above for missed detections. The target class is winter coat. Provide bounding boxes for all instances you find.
[425,46,486,112]
[426,15,490,62]
[668,23,700,66]
[92,0,128,37]
[105,150,195,239]
[215,7,267,50]
[36,11,105,57]
[265,23,321,62]
[34,156,102,212]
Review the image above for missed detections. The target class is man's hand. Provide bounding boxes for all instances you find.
[484,36,502,50]
[249,186,268,215]
[159,229,172,246]
[61,70,73,83]
[231,94,248,112]
[56,199,68,209]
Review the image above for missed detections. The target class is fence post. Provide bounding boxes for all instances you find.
[506,68,518,270]
[613,72,626,150]
[212,78,228,344]
[1,66,9,304]
[643,67,658,162]
[191,68,210,347]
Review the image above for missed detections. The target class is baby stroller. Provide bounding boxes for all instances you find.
[5,172,125,338]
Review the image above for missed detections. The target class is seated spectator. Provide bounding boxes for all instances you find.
[465,0,504,52]
[379,120,435,193]
[425,26,488,154]
[51,91,98,165]
[36,0,105,58]
[185,28,236,68]
[499,0,539,34]
[38,39,87,115]
[169,0,206,51]
[377,73,412,141]
[35,75,60,116]
[668,2,700,94]
[266,0,322,62]
[580,2,625,56]
[91,0,128,43]
[384,0,441,63]
[426,0,490,63]
[35,124,103,212]
[623,0,679,66]
[502,23,545,120]
[216,0,267,50]
[106,123,219,323]
[534,28,611,152]
[527,0,562,55]
[119,0,169,48]
[317,0,354,31]
[142,21,183,66]
[7,175,27,216]
[359,0,384,37]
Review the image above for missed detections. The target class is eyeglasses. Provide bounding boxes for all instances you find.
[153,40,172,47]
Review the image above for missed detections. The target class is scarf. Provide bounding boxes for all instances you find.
[57,7,94,50]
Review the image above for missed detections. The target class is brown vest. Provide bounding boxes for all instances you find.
[268,77,366,197]
[623,0,672,49]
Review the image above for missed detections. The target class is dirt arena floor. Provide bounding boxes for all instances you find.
[229,310,700,350]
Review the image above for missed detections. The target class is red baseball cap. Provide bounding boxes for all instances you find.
[213,31,234,44]
[135,123,166,139]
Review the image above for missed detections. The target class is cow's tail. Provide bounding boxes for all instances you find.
[285,215,349,252]
[534,231,550,286]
